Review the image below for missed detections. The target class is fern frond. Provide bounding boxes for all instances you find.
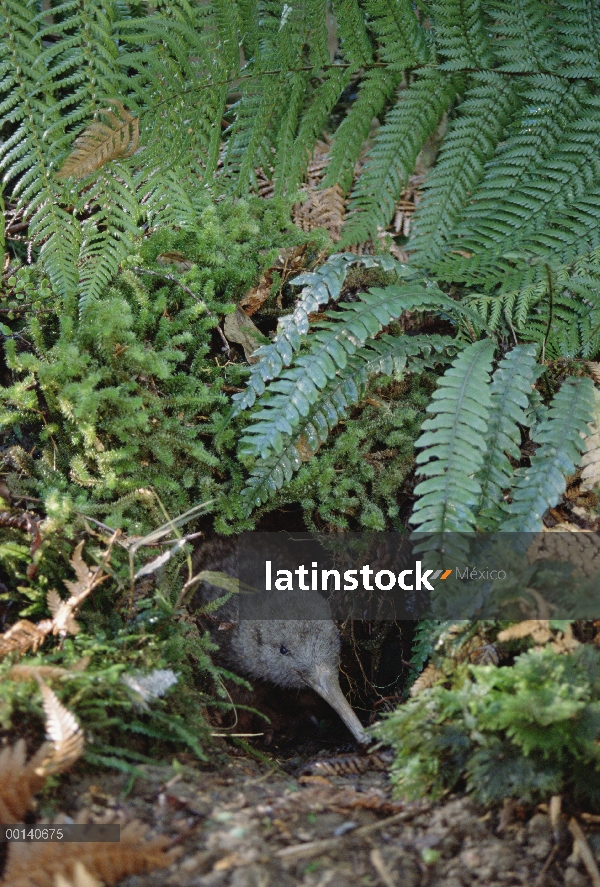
[475,344,541,530]
[502,377,597,532]
[580,385,600,493]
[411,339,496,535]
[363,0,431,68]
[485,0,560,72]
[56,101,139,181]
[241,333,456,509]
[341,70,460,246]
[77,169,142,312]
[237,0,259,56]
[322,68,403,194]
[286,65,355,192]
[410,72,519,264]
[555,0,600,78]
[330,0,373,65]
[439,85,600,286]
[431,0,492,70]
[446,78,586,275]
[0,1,82,299]
[231,252,405,415]
[238,285,456,462]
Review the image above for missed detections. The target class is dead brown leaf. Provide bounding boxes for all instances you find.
[56,100,139,181]
[223,308,269,363]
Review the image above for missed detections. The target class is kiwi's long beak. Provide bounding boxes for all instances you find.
[303,664,368,745]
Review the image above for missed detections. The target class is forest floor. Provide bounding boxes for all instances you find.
[53,725,598,887]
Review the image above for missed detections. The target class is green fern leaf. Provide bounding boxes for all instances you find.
[475,344,541,530]
[330,0,373,64]
[322,68,403,194]
[555,0,600,78]
[363,0,431,68]
[241,333,456,509]
[231,252,406,415]
[411,339,496,535]
[341,70,460,246]
[410,72,519,264]
[485,0,560,72]
[239,285,455,462]
[431,0,492,70]
[502,377,597,532]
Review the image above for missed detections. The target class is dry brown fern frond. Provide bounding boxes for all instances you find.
[10,664,71,682]
[527,526,600,578]
[2,820,177,887]
[293,140,346,241]
[0,541,112,660]
[9,658,90,683]
[409,663,443,697]
[0,739,49,823]
[0,619,47,658]
[56,100,139,181]
[54,863,102,887]
[293,183,345,241]
[34,679,84,776]
[497,620,579,654]
[497,620,554,645]
[391,173,424,238]
[46,540,110,641]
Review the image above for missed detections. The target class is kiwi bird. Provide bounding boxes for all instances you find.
[193,538,367,744]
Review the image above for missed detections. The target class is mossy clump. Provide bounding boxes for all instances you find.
[0,198,327,533]
[375,642,600,808]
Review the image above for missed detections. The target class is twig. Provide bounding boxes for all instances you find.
[370,848,396,887]
[569,817,600,887]
[210,732,265,737]
[533,844,559,887]
[131,267,231,355]
[504,307,518,346]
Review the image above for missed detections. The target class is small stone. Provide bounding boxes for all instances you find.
[563,866,588,887]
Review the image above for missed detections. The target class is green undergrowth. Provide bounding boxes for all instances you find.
[0,197,327,534]
[375,636,600,809]
[255,371,438,531]
[0,523,257,772]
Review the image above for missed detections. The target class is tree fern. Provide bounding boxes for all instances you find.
[322,68,403,195]
[330,0,373,65]
[555,0,600,78]
[431,0,492,70]
[341,70,460,247]
[4,0,600,343]
[363,0,432,69]
[409,72,519,265]
[410,339,496,536]
[0,0,82,301]
[486,0,561,72]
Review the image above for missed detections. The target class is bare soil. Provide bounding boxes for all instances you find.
[53,741,600,887]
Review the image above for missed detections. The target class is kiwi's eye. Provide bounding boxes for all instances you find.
[279,645,288,655]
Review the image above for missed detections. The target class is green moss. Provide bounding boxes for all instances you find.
[374,643,600,808]
[0,198,326,534]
